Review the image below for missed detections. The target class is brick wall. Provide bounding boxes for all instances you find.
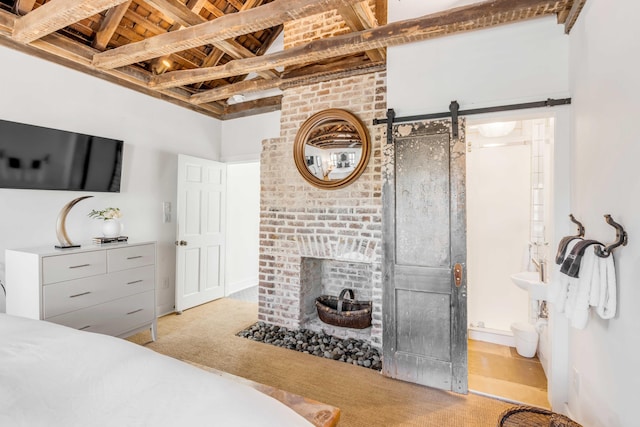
[259,69,386,346]
[258,5,386,347]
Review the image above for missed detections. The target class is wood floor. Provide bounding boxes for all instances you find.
[468,339,549,409]
[228,286,550,409]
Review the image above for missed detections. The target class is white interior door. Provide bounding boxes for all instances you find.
[175,154,226,312]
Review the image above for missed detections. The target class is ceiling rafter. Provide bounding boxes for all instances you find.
[151,0,570,90]
[12,0,131,44]
[138,0,278,79]
[92,0,365,69]
[337,1,385,62]
[222,95,282,120]
[191,60,384,104]
[93,1,132,50]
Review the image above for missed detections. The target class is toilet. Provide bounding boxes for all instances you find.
[510,322,539,358]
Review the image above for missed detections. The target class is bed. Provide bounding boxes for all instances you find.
[0,314,339,426]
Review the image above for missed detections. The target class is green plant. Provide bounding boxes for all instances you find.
[88,207,122,221]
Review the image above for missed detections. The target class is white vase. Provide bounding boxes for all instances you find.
[102,219,121,237]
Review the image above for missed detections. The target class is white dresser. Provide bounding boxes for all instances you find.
[5,241,157,340]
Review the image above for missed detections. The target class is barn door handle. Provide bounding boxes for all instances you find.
[453,263,463,287]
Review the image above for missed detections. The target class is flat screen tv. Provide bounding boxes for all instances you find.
[0,118,123,192]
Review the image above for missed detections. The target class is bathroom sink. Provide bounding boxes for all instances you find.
[510,271,548,300]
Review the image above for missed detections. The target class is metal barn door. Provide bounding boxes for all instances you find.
[382,120,467,393]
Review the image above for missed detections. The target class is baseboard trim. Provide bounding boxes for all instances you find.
[226,278,257,296]
[469,326,516,347]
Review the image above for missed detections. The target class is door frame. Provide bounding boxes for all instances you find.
[463,107,571,409]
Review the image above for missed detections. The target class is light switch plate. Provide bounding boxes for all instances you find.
[162,202,171,223]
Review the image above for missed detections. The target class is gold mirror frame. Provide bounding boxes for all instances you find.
[293,109,371,190]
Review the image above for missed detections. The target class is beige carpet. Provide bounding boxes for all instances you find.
[128,299,512,426]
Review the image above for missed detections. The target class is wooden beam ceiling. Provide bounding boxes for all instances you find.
[151,0,570,90]
[0,0,585,120]
[92,0,364,69]
[12,0,131,44]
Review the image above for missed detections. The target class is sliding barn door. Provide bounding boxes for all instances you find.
[382,120,468,393]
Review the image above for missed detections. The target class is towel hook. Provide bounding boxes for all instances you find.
[569,214,585,238]
[594,214,628,258]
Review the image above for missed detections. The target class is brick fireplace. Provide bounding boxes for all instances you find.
[258,4,386,347]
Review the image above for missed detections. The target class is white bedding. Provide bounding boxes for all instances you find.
[0,314,312,426]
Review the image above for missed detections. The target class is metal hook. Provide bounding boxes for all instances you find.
[569,214,585,238]
[594,214,628,258]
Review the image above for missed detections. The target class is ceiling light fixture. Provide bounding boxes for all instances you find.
[477,121,517,138]
[228,94,246,104]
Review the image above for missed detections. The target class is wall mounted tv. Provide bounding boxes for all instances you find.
[0,118,123,192]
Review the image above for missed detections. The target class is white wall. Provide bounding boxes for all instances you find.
[220,112,280,296]
[467,142,531,331]
[220,111,280,162]
[0,45,221,316]
[387,15,569,116]
[567,0,640,425]
[225,162,260,295]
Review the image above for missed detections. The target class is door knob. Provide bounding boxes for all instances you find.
[175,240,188,246]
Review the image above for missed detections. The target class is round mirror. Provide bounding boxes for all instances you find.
[293,109,371,189]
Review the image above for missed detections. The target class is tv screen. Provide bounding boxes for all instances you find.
[0,119,123,192]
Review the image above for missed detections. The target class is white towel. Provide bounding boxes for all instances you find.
[569,245,598,329]
[596,253,617,319]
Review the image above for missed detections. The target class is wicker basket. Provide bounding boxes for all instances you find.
[315,288,372,329]
[497,405,583,427]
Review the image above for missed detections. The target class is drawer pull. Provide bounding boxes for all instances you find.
[127,256,143,260]
[69,264,90,269]
[79,325,91,331]
[127,280,144,285]
[69,291,91,298]
[127,308,143,315]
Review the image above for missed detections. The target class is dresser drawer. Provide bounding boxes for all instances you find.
[43,275,112,318]
[109,265,155,296]
[46,291,155,337]
[108,244,155,272]
[42,251,107,285]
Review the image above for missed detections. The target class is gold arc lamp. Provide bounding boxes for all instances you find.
[55,196,93,249]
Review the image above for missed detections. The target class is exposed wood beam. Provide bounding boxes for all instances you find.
[140,0,277,80]
[338,1,385,62]
[564,0,587,34]
[375,0,387,25]
[15,0,37,16]
[0,9,15,36]
[191,60,385,104]
[215,39,279,79]
[12,0,130,44]
[92,0,364,69]
[221,95,282,120]
[144,0,205,27]
[92,0,132,50]
[151,0,568,90]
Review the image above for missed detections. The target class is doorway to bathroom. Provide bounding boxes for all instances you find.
[465,114,554,408]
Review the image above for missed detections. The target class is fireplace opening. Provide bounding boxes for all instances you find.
[299,257,373,341]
